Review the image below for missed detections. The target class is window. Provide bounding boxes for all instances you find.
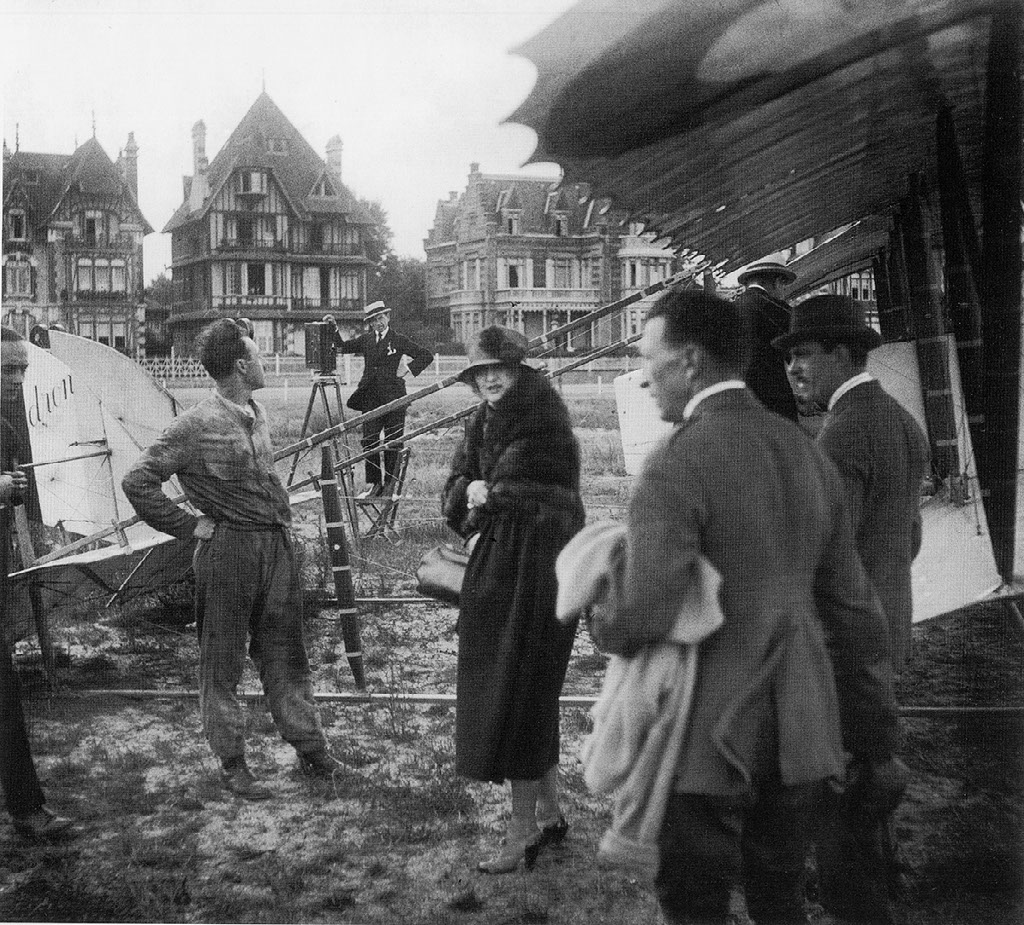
[505,214,520,235]
[338,272,359,299]
[508,265,520,288]
[3,259,31,296]
[111,260,127,294]
[239,171,266,194]
[533,259,547,288]
[77,258,93,291]
[94,259,111,292]
[227,263,242,295]
[267,138,289,155]
[312,176,333,196]
[554,216,567,237]
[9,210,27,241]
[553,258,573,288]
[24,170,39,185]
[246,263,265,296]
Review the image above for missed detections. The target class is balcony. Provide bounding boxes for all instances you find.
[291,240,366,257]
[493,288,601,310]
[72,289,132,302]
[67,233,138,252]
[168,296,364,322]
[216,238,286,253]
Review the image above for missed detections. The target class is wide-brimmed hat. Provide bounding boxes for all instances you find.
[363,300,389,322]
[771,295,883,352]
[457,325,530,383]
[737,259,797,286]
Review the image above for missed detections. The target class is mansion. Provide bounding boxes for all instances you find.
[165,92,373,356]
[424,164,683,350]
[2,134,151,353]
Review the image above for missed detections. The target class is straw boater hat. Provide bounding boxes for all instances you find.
[736,258,797,287]
[363,300,389,322]
[456,325,530,383]
[771,295,883,353]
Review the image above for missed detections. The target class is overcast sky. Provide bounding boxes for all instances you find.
[2,0,577,284]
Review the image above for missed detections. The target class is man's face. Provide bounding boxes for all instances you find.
[1,341,29,402]
[369,312,389,335]
[785,340,850,413]
[640,316,695,423]
[239,337,265,391]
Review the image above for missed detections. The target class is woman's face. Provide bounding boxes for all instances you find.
[474,364,517,405]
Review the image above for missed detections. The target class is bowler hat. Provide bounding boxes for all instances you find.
[737,259,797,286]
[457,325,530,383]
[771,295,883,352]
[363,301,389,322]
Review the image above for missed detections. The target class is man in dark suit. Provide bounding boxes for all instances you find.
[775,295,928,925]
[774,295,930,668]
[593,291,898,925]
[735,258,799,421]
[1,326,74,840]
[328,301,434,498]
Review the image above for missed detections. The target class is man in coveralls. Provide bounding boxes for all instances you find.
[123,318,341,800]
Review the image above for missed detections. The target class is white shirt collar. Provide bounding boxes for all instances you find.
[683,380,746,420]
[376,327,389,342]
[828,371,875,410]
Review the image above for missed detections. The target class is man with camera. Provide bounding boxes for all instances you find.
[326,301,434,499]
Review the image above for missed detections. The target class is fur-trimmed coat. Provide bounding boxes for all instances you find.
[442,367,585,782]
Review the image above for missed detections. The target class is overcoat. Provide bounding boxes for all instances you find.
[735,288,799,421]
[442,367,585,782]
[818,380,929,665]
[593,389,897,797]
[336,329,433,412]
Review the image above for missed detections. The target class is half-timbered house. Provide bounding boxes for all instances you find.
[164,92,373,356]
[2,133,151,354]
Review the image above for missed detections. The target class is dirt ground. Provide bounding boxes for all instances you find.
[1,396,1021,923]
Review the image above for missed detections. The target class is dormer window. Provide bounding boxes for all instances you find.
[238,170,267,194]
[8,210,26,241]
[312,176,334,196]
[267,138,289,155]
[553,214,568,237]
[24,170,39,185]
[502,211,521,235]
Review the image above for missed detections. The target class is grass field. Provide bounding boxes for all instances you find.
[1,388,1021,924]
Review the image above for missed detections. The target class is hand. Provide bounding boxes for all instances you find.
[0,470,28,503]
[322,314,339,330]
[466,480,488,509]
[193,515,216,541]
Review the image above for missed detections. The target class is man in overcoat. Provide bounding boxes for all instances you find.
[734,258,799,421]
[775,295,929,923]
[592,290,898,924]
[775,295,929,668]
[328,301,434,498]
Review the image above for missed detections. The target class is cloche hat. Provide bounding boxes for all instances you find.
[457,326,530,383]
[363,300,389,321]
[736,259,797,286]
[771,295,883,352]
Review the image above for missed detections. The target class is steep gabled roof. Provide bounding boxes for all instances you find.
[3,139,152,234]
[164,91,369,233]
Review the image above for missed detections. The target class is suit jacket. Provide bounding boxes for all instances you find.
[336,328,433,410]
[593,389,896,797]
[818,379,930,666]
[735,287,799,421]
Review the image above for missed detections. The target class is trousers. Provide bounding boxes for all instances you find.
[361,406,406,485]
[0,645,45,819]
[193,525,325,761]
[656,778,823,925]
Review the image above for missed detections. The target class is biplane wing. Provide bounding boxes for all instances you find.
[8,335,194,609]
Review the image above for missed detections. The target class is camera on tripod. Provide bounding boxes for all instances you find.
[304,321,338,374]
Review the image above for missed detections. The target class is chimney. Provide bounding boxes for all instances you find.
[469,162,480,177]
[191,120,208,173]
[326,135,343,190]
[123,132,139,198]
[189,120,209,212]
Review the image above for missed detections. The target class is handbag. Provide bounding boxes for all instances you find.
[416,542,471,605]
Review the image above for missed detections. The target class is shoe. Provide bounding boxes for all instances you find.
[537,814,569,848]
[298,748,344,779]
[13,807,74,841]
[221,758,273,800]
[477,834,542,874]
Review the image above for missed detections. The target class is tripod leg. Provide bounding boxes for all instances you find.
[287,382,321,487]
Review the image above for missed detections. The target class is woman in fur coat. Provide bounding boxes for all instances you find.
[442,326,585,874]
